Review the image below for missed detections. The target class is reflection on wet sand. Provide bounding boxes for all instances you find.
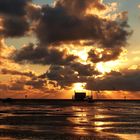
[69,107,89,135]
[0,100,139,139]
[68,106,118,138]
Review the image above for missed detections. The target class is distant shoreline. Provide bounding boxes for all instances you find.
[0,99,140,102]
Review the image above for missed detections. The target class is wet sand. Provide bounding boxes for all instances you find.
[0,100,139,140]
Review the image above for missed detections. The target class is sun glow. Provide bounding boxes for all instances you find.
[78,50,88,62]
[96,61,120,74]
[70,45,126,76]
[74,49,122,75]
[96,62,111,74]
[73,83,86,91]
[71,47,91,64]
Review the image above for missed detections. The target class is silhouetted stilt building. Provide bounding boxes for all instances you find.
[73,91,86,101]
[73,90,94,101]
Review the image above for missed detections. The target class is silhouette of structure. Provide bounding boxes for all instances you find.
[73,91,86,101]
[73,90,93,101]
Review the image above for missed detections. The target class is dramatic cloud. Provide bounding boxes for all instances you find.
[1,17,29,37]
[0,0,31,16]
[1,68,35,78]
[27,3,41,21]
[41,63,100,88]
[13,43,78,65]
[10,0,132,90]
[86,69,140,91]
[0,0,31,37]
[88,47,122,63]
[0,38,19,70]
[0,38,47,91]
[71,62,100,76]
[44,65,79,87]
[55,0,106,16]
[1,0,138,96]
[35,0,131,48]
[26,78,47,89]
[0,77,47,91]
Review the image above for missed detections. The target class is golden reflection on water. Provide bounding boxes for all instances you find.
[69,106,115,135]
[69,107,89,135]
[117,134,140,140]
[0,137,16,140]
[74,112,88,124]
[72,126,89,135]
[0,125,11,129]
[69,106,111,135]
[94,121,105,132]
[93,114,113,132]
[94,114,105,131]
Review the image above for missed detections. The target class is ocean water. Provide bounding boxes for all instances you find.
[0,100,139,140]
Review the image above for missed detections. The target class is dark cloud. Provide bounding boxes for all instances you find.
[1,17,29,37]
[9,81,25,91]
[86,69,140,91]
[13,0,131,67]
[12,79,45,90]
[45,66,140,91]
[0,0,31,16]
[0,0,31,37]
[55,0,106,16]
[88,47,122,63]
[36,6,102,45]
[0,77,47,91]
[27,4,41,21]
[71,62,100,76]
[26,79,47,89]
[1,0,135,92]
[46,65,79,87]
[99,20,132,48]
[13,43,78,65]
[105,70,122,76]
[41,63,100,88]
[1,68,35,77]
[0,80,26,91]
[35,0,131,48]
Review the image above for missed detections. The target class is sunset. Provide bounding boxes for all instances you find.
[0,0,140,99]
[0,0,140,139]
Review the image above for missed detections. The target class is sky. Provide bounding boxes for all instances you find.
[0,0,140,99]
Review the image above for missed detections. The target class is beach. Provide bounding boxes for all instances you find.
[0,100,139,140]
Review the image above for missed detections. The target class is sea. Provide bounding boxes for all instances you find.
[0,100,139,140]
